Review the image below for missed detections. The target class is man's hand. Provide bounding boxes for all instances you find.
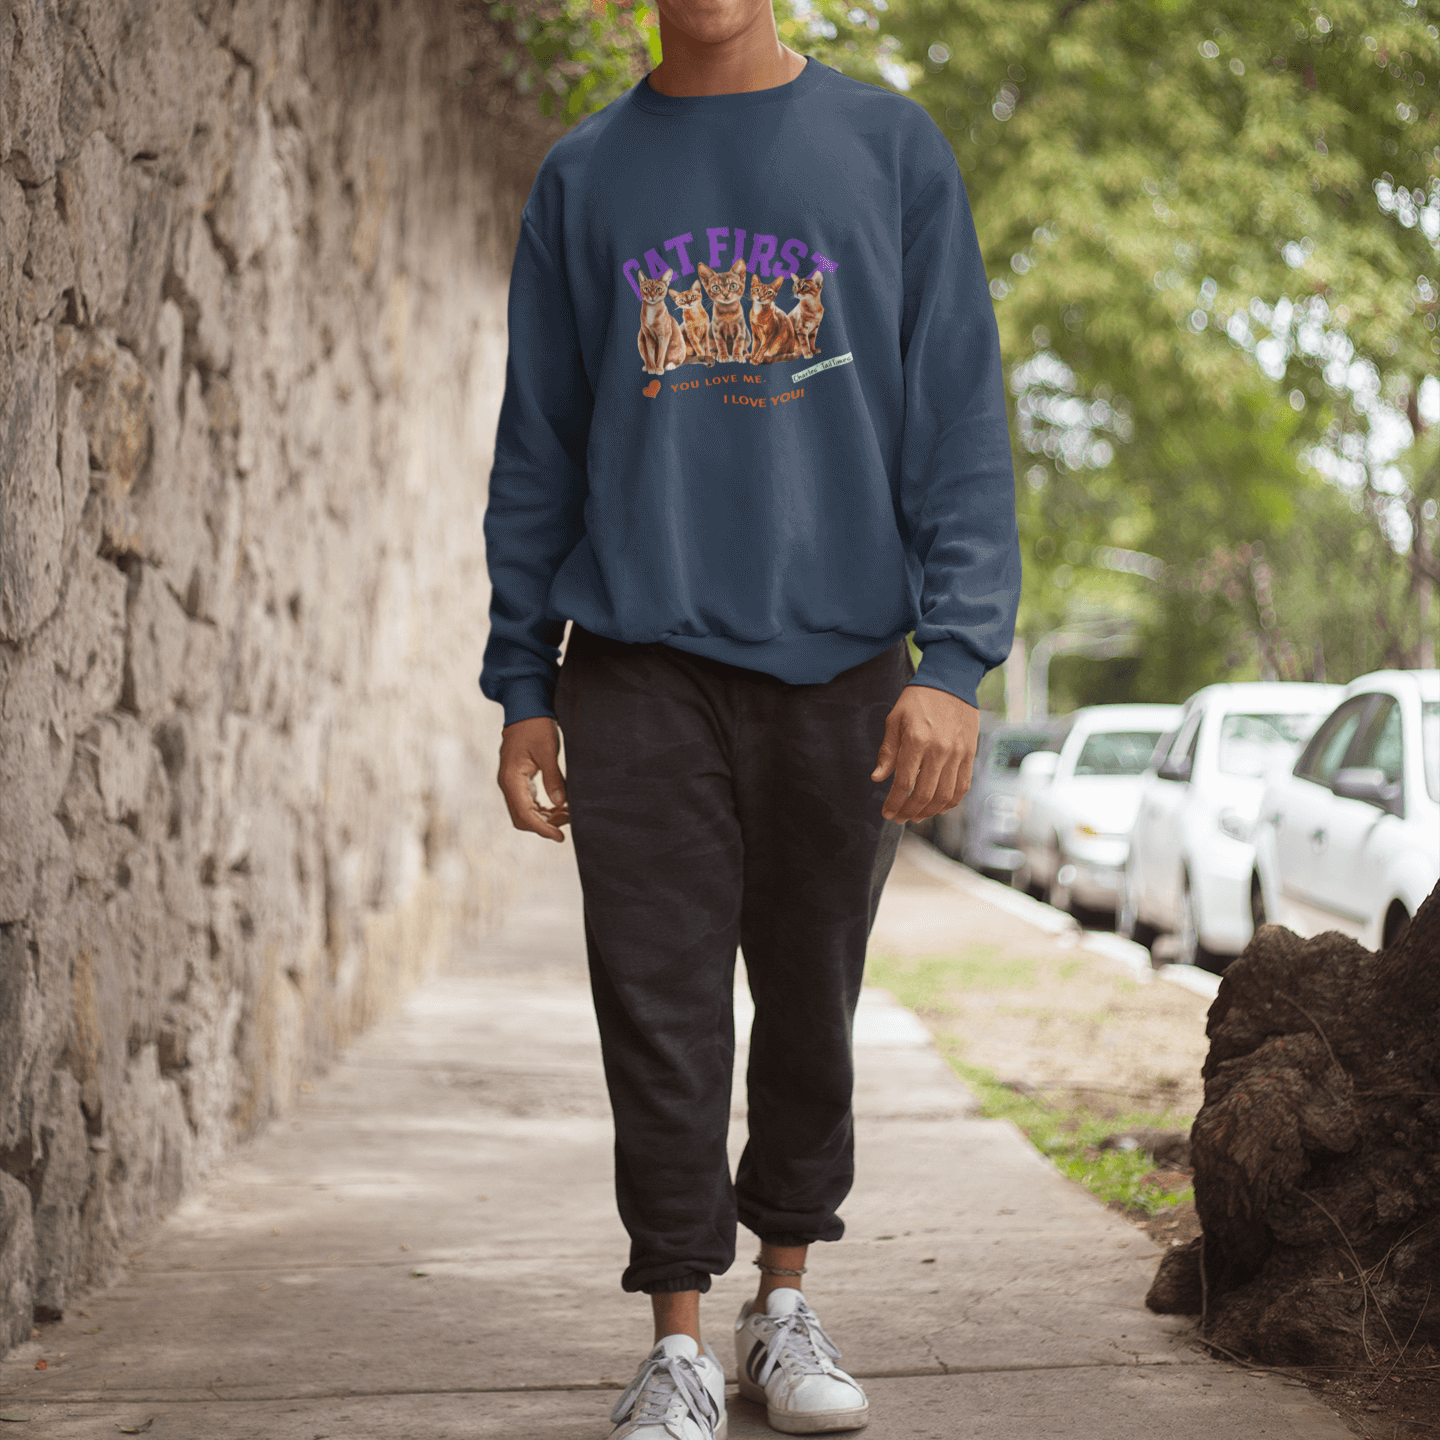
[871,686,980,823]
[498,716,570,842]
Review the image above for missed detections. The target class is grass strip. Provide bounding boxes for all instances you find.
[938,1044,1194,1217]
[868,952,1194,1218]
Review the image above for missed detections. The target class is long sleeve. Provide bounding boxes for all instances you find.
[479,215,593,726]
[898,165,1021,708]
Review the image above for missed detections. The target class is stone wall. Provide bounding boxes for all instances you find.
[0,0,554,1349]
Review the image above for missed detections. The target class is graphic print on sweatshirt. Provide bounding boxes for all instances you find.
[625,223,850,405]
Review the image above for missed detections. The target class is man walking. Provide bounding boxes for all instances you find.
[479,0,1019,1430]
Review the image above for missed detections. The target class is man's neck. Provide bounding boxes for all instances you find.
[646,21,805,97]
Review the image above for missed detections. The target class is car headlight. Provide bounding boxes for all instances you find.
[1218,809,1252,843]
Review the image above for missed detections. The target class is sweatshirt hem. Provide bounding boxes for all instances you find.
[658,628,908,685]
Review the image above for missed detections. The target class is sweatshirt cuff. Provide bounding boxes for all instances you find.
[907,637,989,710]
[498,676,557,728]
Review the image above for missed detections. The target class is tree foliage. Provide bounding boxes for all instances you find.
[888,0,1439,690]
[475,0,907,119]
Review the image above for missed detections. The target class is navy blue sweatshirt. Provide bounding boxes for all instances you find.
[480,59,1020,726]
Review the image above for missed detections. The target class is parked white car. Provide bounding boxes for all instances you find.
[1015,703,1183,916]
[1119,681,1342,966]
[1252,670,1439,951]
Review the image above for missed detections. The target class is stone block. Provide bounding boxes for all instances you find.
[102,1044,192,1235]
[0,172,30,355]
[31,1070,88,1318]
[57,14,113,160]
[55,131,134,329]
[21,179,75,325]
[0,4,11,167]
[132,377,214,607]
[0,922,43,1147]
[0,644,73,922]
[108,0,225,166]
[124,567,188,721]
[210,99,284,271]
[55,751,111,891]
[0,1172,36,1354]
[57,381,89,561]
[50,548,127,716]
[170,211,232,373]
[0,326,64,640]
[54,327,153,499]
[4,0,62,184]
[119,173,175,361]
[93,714,154,825]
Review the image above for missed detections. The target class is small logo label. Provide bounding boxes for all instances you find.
[791,351,853,384]
[643,379,661,397]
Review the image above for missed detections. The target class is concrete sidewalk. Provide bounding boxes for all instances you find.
[1,839,1346,1438]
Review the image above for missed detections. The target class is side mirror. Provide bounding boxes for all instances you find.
[1157,755,1192,784]
[1019,750,1059,784]
[1331,767,1403,817]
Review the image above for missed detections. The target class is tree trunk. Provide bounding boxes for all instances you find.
[1146,885,1440,1366]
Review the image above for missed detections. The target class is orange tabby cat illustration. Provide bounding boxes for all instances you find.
[696,258,750,363]
[747,274,800,364]
[669,280,714,367]
[637,268,686,375]
[789,271,825,360]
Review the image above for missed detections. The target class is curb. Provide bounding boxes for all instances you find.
[900,837,1222,1001]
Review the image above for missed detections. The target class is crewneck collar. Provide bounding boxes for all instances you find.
[630,55,827,115]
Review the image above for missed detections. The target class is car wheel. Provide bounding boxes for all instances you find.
[1177,874,1224,972]
[1249,872,1266,936]
[1382,902,1411,950]
[934,808,964,861]
[1016,851,1044,900]
[1117,867,1160,951]
[1047,839,1074,916]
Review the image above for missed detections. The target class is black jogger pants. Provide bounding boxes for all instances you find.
[553,625,911,1294]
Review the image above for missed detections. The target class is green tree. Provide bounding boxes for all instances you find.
[474,0,908,120]
[885,0,1438,690]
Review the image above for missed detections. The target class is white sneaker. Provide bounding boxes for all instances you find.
[735,1288,869,1434]
[609,1333,728,1440]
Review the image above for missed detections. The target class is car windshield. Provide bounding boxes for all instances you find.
[989,734,1055,771]
[1073,730,1167,777]
[1217,712,1324,778]
[1424,700,1439,804]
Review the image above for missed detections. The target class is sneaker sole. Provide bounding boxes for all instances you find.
[736,1377,869,1434]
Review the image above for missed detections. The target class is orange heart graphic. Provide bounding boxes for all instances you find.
[642,379,661,397]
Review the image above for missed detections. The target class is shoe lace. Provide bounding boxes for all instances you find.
[754,1300,842,1387]
[611,1350,721,1433]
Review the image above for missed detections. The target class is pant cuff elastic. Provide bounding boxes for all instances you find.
[638,1271,713,1295]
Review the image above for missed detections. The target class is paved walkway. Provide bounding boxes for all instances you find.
[1,838,1347,1437]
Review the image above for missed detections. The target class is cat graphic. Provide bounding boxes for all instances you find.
[747,273,800,365]
[669,280,715,367]
[637,268,687,375]
[696,258,750,363]
[789,271,824,360]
